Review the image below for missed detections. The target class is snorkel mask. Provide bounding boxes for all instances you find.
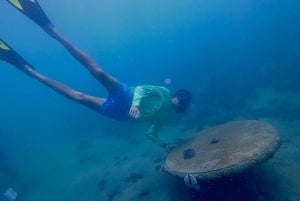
[173,89,192,113]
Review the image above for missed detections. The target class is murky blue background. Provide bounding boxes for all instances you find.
[1,0,300,201]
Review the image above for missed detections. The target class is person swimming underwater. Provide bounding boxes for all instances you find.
[0,0,191,148]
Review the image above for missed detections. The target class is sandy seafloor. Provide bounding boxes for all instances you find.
[0,88,300,201]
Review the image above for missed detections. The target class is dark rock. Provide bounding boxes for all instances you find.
[137,188,151,198]
[125,173,144,183]
[97,179,106,191]
[210,138,220,144]
[155,165,161,171]
[107,189,120,201]
[183,148,195,159]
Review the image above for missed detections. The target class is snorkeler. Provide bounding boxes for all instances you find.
[0,0,191,147]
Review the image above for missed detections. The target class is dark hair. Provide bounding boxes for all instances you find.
[172,89,192,113]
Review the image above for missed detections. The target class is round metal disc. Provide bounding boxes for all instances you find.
[164,120,281,180]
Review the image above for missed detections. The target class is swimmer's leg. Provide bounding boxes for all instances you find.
[0,38,104,111]
[7,0,119,93]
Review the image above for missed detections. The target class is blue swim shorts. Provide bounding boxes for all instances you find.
[99,82,134,121]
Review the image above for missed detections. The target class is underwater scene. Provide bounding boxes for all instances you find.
[0,0,300,201]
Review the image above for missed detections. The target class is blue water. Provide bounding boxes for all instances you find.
[1,0,300,201]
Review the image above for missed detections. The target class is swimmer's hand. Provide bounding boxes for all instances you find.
[129,105,141,119]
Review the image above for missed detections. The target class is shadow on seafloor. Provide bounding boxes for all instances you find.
[171,166,287,201]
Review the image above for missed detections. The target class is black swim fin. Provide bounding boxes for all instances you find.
[0,39,33,70]
[6,0,53,30]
